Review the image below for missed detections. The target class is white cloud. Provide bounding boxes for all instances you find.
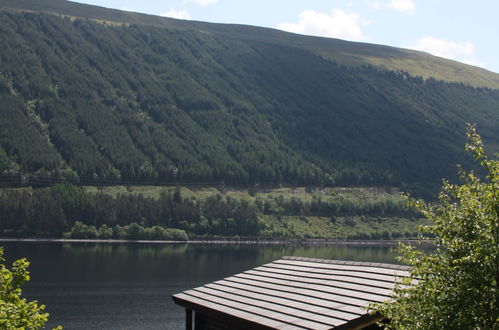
[277,9,367,42]
[387,0,415,13]
[183,0,219,7]
[370,2,383,10]
[161,8,192,20]
[410,36,483,67]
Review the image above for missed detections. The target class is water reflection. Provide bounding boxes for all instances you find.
[2,242,399,329]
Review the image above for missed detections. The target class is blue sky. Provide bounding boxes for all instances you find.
[73,0,499,74]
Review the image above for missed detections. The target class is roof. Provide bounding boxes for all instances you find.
[172,256,411,329]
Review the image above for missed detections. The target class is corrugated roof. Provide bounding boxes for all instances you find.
[173,256,410,329]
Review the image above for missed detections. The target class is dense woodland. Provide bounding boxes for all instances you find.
[0,184,421,239]
[0,10,498,197]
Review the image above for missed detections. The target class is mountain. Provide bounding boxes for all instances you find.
[3,0,499,89]
[0,0,498,194]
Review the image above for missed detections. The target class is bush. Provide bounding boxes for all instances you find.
[97,224,113,239]
[0,247,60,329]
[65,221,97,239]
[371,126,499,329]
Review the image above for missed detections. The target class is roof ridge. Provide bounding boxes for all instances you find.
[281,256,411,271]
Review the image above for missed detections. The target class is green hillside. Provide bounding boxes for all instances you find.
[2,0,499,89]
[0,2,498,195]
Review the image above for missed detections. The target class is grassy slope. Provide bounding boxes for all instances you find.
[1,0,499,89]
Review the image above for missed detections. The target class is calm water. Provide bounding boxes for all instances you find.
[2,242,399,329]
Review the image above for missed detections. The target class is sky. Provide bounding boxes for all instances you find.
[72,0,499,74]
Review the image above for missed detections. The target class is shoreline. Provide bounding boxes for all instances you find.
[0,237,427,246]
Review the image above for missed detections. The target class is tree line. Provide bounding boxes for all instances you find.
[0,184,259,238]
[0,184,420,239]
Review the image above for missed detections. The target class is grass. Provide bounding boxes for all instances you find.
[81,185,401,203]
[259,215,425,240]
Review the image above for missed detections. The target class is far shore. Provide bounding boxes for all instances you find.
[0,238,429,246]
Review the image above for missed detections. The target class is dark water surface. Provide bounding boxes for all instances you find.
[2,242,399,329]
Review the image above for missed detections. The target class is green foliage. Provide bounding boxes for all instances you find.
[371,126,499,329]
[0,11,497,194]
[0,247,51,329]
[1,184,422,239]
[63,221,188,241]
[64,221,97,239]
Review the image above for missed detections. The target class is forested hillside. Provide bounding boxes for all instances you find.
[0,4,498,194]
[4,0,499,89]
